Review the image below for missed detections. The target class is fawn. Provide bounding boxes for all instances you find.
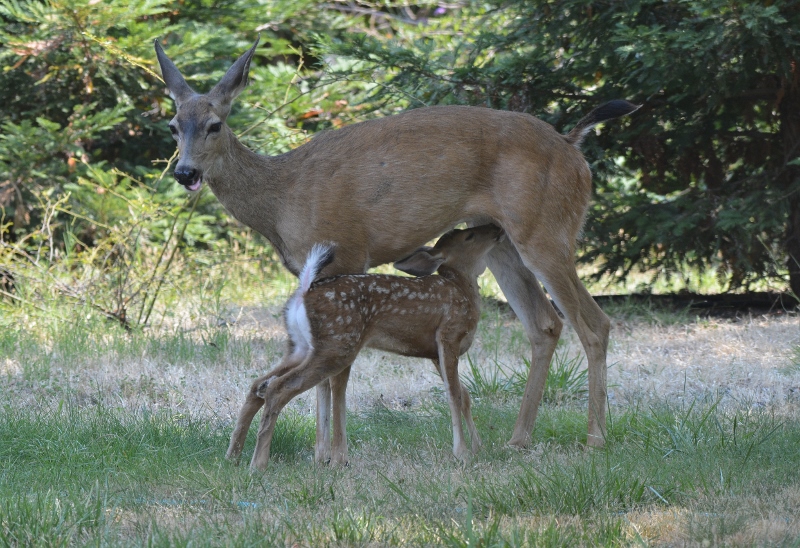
[226,224,504,470]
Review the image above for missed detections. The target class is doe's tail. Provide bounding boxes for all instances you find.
[564,100,640,148]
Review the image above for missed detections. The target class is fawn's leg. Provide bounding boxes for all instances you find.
[227,355,304,461]
[329,366,352,466]
[458,374,481,454]
[432,358,481,454]
[251,352,354,471]
[435,334,469,461]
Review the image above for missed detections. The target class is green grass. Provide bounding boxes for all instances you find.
[2,274,799,545]
[2,393,800,545]
[594,296,694,326]
[0,310,280,380]
[463,351,588,405]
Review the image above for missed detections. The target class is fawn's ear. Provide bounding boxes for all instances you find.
[394,247,445,277]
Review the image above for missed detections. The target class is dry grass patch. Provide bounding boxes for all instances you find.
[1,296,799,546]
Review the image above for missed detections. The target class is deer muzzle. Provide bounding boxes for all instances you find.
[174,166,202,191]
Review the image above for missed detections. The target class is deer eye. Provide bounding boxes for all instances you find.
[208,122,222,133]
[168,124,178,135]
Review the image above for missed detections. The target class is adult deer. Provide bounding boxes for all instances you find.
[154,37,638,453]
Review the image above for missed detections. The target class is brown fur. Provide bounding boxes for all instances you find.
[226,225,502,470]
[155,38,638,455]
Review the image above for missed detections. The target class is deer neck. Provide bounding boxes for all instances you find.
[436,265,481,305]
[202,135,295,272]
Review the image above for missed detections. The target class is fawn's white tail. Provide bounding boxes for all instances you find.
[284,244,335,360]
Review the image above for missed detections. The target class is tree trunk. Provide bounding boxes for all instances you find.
[788,195,800,298]
[781,67,800,299]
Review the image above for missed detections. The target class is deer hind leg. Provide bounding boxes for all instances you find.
[435,335,471,461]
[250,352,354,471]
[315,381,332,463]
[329,366,352,466]
[511,237,610,448]
[485,238,563,448]
[312,251,370,465]
[227,353,305,462]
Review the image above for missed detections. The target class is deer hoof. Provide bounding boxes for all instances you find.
[507,434,531,449]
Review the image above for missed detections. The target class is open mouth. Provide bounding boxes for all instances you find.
[186,176,202,192]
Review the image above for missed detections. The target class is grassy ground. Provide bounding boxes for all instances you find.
[1,267,799,546]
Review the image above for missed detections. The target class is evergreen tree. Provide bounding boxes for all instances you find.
[328,0,800,295]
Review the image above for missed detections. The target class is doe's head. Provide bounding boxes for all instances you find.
[394,224,505,279]
[154,38,259,192]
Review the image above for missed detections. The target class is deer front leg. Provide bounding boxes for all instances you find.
[435,333,470,461]
[313,250,369,464]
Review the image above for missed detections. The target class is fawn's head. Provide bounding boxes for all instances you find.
[394,224,505,280]
[154,38,259,192]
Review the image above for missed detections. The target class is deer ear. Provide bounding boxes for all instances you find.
[393,247,445,277]
[208,37,260,113]
[154,40,195,107]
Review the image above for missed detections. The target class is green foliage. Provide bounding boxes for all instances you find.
[2,0,798,324]
[327,0,800,293]
[541,353,589,404]
[0,0,172,231]
[463,351,588,404]
[0,0,374,326]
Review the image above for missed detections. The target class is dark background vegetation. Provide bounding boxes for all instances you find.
[1,0,798,328]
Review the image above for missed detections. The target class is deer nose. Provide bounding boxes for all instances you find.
[174,167,198,186]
